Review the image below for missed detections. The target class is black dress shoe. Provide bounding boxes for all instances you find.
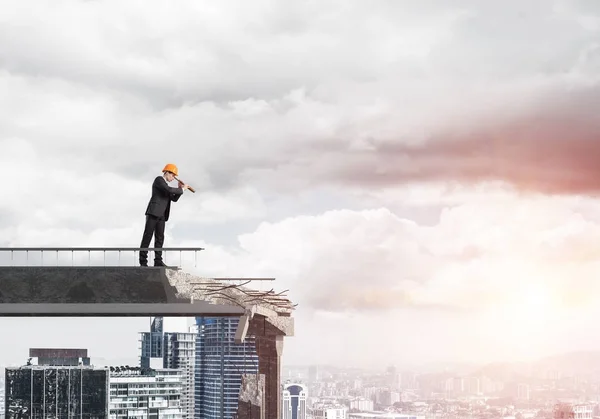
[140,262,148,267]
[154,261,169,267]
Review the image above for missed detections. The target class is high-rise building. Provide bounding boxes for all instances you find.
[140,317,164,368]
[453,377,464,395]
[308,366,319,383]
[399,371,417,390]
[469,377,481,395]
[163,332,196,419]
[1,373,6,419]
[348,398,373,412]
[5,348,109,419]
[517,383,530,401]
[380,390,400,406]
[194,317,259,419]
[109,366,184,419]
[5,365,109,418]
[282,383,307,419]
[385,366,399,391]
[138,317,196,419]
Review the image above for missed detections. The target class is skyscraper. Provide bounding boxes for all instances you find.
[282,383,307,419]
[164,332,196,419]
[139,317,164,368]
[138,317,196,419]
[4,348,109,419]
[194,317,259,419]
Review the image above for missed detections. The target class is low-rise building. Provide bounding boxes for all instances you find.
[313,404,348,419]
[554,403,594,419]
[109,366,184,419]
[348,413,424,419]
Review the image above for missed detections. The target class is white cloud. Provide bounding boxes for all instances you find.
[1,0,597,197]
[173,187,267,225]
[1,0,600,368]
[171,195,600,365]
[194,196,600,313]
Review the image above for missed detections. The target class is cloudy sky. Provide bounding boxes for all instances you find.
[1,0,600,370]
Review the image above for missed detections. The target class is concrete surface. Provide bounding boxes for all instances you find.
[0,267,245,316]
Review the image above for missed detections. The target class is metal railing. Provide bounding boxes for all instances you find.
[0,247,205,268]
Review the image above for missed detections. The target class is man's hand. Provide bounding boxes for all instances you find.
[178,181,189,190]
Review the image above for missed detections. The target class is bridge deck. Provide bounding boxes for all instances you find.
[0,266,245,317]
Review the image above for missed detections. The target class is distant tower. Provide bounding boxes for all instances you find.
[517,383,530,400]
[282,383,307,419]
[385,365,397,390]
[308,365,318,383]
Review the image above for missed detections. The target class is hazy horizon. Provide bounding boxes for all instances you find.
[1,314,600,372]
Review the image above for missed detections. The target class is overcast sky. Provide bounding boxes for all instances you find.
[1,0,600,371]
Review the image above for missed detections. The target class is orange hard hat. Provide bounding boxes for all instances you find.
[162,163,178,176]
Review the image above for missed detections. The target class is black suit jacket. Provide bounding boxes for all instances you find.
[144,176,183,221]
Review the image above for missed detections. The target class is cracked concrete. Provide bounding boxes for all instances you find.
[165,270,294,337]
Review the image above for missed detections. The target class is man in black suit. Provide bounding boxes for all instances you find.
[139,164,189,267]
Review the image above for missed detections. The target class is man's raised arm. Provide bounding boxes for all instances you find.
[154,176,184,196]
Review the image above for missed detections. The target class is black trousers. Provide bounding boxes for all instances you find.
[139,215,166,264]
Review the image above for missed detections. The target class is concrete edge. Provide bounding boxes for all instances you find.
[0,303,246,316]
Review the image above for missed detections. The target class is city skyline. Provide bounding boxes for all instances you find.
[5,343,597,419]
[1,0,600,370]
[1,314,599,417]
[1,317,600,373]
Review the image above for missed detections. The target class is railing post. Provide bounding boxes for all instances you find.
[0,247,204,268]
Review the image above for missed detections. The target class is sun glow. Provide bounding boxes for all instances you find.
[510,282,556,325]
[480,281,561,361]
